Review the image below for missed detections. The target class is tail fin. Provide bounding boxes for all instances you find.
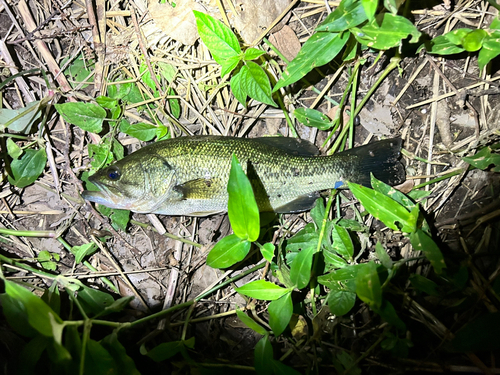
[339,138,405,187]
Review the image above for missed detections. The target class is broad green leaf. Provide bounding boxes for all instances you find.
[77,285,115,316]
[327,287,356,316]
[194,10,241,63]
[478,33,500,69]
[331,225,354,261]
[352,13,421,50]
[462,146,500,171]
[113,139,124,160]
[445,28,472,45]
[410,229,446,274]
[110,208,130,231]
[491,17,500,30]
[268,292,293,336]
[228,154,260,241]
[371,174,416,210]
[72,243,98,263]
[317,264,367,292]
[101,331,141,375]
[7,138,22,159]
[310,198,326,230]
[426,35,465,55]
[362,0,377,20]
[158,62,177,82]
[42,282,61,316]
[462,29,487,52]
[409,274,439,296]
[449,312,500,352]
[407,189,432,201]
[294,108,333,130]
[324,251,348,268]
[241,61,276,107]
[286,223,319,253]
[254,335,273,375]
[244,47,266,60]
[1,280,62,337]
[207,234,251,268]
[85,339,119,374]
[236,280,290,300]
[375,241,393,269]
[120,120,157,141]
[274,31,349,92]
[8,148,47,188]
[261,242,275,262]
[378,300,406,332]
[156,124,169,140]
[96,96,118,109]
[55,102,106,133]
[64,52,95,89]
[230,70,247,106]
[290,245,314,289]
[355,261,382,311]
[0,100,42,133]
[236,309,268,335]
[316,0,368,32]
[348,182,417,233]
[88,143,113,169]
[221,55,240,77]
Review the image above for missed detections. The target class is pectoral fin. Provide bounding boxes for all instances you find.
[173,178,224,200]
[274,192,320,213]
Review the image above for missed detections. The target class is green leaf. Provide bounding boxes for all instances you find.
[268,292,293,336]
[294,108,333,130]
[286,223,319,253]
[8,148,47,188]
[375,241,393,269]
[274,31,349,92]
[244,47,266,60]
[254,335,273,375]
[362,0,376,20]
[352,13,421,49]
[445,28,472,45]
[241,62,277,107]
[0,100,42,133]
[235,280,290,300]
[261,242,275,262]
[85,339,119,375]
[462,29,487,52]
[120,120,157,141]
[426,35,465,55]
[0,280,62,337]
[478,32,500,70]
[331,225,354,261]
[101,296,134,315]
[110,208,130,231]
[318,264,366,292]
[221,55,240,77]
[143,338,195,361]
[355,261,382,311]
[327,287,356,316]
[348,182,417,232]
[96,96,118,109]
[72,243,98,264]
[409,274,439,296]
[228,154,260,241]
[410,229,446,274]
[310,198,326,230]
[63,52,95,89]
[230,70,247,106]
[101,331,141,375]
[290,245,314,289]
[55,102,106,133]
[371,174,416,210]
[207,234,251,268]
[88,143,113,170]
[7,138,22,159]
[378,300,406,332]
[194,10,241,63]
[236,309,268,335]
[462,146,500,171]
[77,285,115,316]
[317,0,368,32]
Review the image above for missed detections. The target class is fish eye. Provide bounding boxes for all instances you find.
[107,167,121,181]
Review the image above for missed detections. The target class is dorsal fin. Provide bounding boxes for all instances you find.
[254,136,320,156]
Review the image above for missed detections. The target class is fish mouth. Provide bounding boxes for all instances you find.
[82,181,124,209]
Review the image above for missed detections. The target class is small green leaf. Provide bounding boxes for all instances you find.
[286,223,319,253]
[77,285,115,316]
[236,280,290,300]
[327,287,356,316]
[371,174,416,210]
[290,245,314,289]
[236,309,268,335]
[410,229,446,274]
[0,100,42,133]
[254,335,273,375]
[244,47,266,60]
[72,243,98,264]
[462,29,487,52]
[96,96,118,109]
[318,264,366,292]
[7,138,22,159]
[85,339,119,373]
[268,292,293,336]
[8,148,47,188]
[142,338,195,361]
[310,198,326,230]
[445,28,472,45]
[355,261,382,311]
[409,274,440,296]
[241,61,276,107]
[261,242,275,262]
[316,0,368,32]
[331,225,354,261]
[55,102,106,133]
[110,208,130,231]
[194,10,241,63]
[274,31,349,92]
[207,234,251,268]
[294,108,333,130]
[462,146,500,171]
[101,296,134,315]
[375,241,393,269]
[348,182,417,233]
[378,300,406,332]
[120,120,157,141]
[221,55,240,77]
[426,35,465,55]
[230,70,247,106]
[228,154,260,241]
[478,33,500,70]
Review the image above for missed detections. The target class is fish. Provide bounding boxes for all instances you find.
[82,136,405,216]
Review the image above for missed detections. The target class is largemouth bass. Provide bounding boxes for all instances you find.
[82,136,405,216]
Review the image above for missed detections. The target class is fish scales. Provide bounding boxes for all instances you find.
[82,136,405,216]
